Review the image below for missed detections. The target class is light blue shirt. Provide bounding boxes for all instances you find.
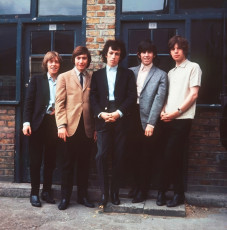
[46,72,57,114]
[106,65,117,101]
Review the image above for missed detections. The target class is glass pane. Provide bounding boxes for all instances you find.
[31,31,51,54]
[0,0,30,15]
[122,0,169,13]
[178,0,226,9]
[0,25,16,100]
[153,29,176,54]
[38,0,82,16]
[191,20,223,104]
[55,31,74,54]
[61,56,74,73]
[30,57,43,77]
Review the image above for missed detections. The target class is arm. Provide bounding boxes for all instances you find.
[161,86,200,122]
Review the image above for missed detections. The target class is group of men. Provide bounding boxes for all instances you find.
[22,35,202,210]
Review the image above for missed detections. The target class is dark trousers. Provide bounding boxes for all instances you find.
[96,102,127,195]
[126,105,156,194]
[61,116,93,200]
[29,114,57,195]
[159,119,192,194]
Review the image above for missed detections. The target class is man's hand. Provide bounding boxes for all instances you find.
[144,124,154,136]
[58,127,69,142]
[23,125,32,136]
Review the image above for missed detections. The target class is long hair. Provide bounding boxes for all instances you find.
[42,51,62,72]
[168,35,189,57]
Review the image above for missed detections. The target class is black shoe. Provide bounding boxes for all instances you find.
[30,195,41,207]
[156,191,166,206]
[99,193,108,208]
[78,197,95,208]
[111,192,120,205]
[41,191,55,204]
[128,187,138,198]
[167,193,185,207]
[132,190,146,203]
[58,198,69,210]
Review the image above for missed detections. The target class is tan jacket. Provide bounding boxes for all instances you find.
[55,69,94,138]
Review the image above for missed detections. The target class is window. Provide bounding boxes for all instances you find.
[191,20,224,104]
[122,0,169,13]
[0,25,17,101]
[38,0,82,16]
[178,0,227,9]
[0,0,30,15]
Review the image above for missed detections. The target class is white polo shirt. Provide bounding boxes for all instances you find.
[165,59,202,119]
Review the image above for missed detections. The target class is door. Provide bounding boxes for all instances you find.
[21,23,82,183]
[121,21,185,189]
[121,21,185,72]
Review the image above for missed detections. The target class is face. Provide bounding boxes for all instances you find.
[74,54,88,72]
[106,47,121,67]
[170,44,186,65]
[47,57,60,77]
[139,51,154,66]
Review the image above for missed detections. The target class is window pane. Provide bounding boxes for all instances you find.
[38,0,82,16]
[191,20,223,104]
[55,31,74,54]
[0,0,30,15]
[122,0,168,13]
[0,25,16,101]
[178,0,226,9]
[31,32,51,54]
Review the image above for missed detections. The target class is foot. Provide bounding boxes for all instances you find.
[156,191,166,206]
[58,198,69,210]
[111,192,120,205]
[78,197,95,208]
[128,187,138,198]
[167,193,185,207]
[99,193,108,208]
[132,190,146,203]
[41,191,55,204]
[30,195,41,207]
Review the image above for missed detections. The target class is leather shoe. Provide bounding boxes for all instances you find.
[58,198,69,210]
[78,197,95,208]
[111,192,120,205]
[30,195,41,207]
[167,193,185,207]
[156,191,166,206]
[132,190,146,203]
[41,191,55,204]
[99,193,108,208]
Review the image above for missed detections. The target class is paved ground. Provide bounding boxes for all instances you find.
[0,196,227,230]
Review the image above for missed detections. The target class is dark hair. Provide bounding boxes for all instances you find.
[42,51,62,72]
[168,35,189,57]
[100,39,126,63]
[72,46,91,68]
[137,39,157,61]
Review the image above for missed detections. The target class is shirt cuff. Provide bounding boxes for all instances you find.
[147,124,154,129]
[58,124,66,129]
[23,122,30,127]
[98,112,102,119]
[117,110,123,118]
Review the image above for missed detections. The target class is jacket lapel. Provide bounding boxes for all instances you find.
[71,69,82,89]
[141,65,156,93]
[134,65,141,82]
[42,74,50,102]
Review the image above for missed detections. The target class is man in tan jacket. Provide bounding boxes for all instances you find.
[55,46,95,210]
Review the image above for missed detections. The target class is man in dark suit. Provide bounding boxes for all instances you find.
[90,39,137,207]
[127,40,168,203]
[23,51,62,207]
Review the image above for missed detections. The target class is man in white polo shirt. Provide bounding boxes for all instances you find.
[156,35,202,207]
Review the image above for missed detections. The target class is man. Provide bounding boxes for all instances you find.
[128,40,168,203]
[23,51,62,207]
[90,39,137,207]
[157,35,202,207]
[55,46,95,210]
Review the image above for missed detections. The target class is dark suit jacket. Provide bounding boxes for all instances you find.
[23,74,50,132]
[90,66,137,131]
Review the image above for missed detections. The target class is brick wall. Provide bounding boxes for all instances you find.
[86,0,116,71]
[0,106,15,181]
[187,108,227,193]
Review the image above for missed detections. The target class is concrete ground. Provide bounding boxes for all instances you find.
[0,196,227,230]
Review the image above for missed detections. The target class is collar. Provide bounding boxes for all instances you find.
[47,72,57,82]
[175,59,189,68]
[140,63,153,72]
[106,64,118,72]
[74,67,86,76]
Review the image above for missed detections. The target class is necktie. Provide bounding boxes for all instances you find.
[79,72,83,88]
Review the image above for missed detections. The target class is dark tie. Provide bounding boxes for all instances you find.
[79,72,83,88]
